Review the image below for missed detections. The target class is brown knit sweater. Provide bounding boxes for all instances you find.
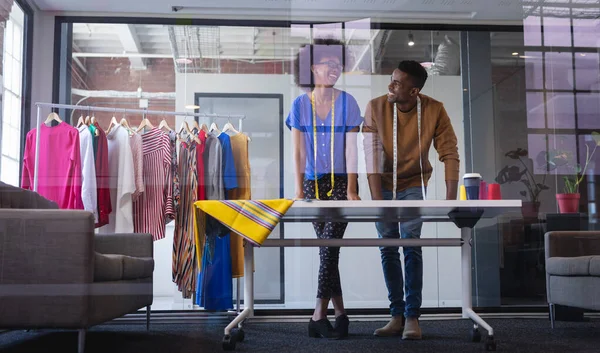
[362,94,460,192]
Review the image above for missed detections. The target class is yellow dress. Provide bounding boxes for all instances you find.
[228,133,252,278]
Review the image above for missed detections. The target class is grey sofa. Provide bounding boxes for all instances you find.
[0,182,154,353]
[545,231,600,328]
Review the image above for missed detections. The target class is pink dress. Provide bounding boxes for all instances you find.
[21,122,84,210]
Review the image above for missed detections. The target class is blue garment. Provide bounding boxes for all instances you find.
[285,91,363,180]
[217,133,238,191]
[196,133,237,311]
[196,234,233,310]
[376,187,424,319]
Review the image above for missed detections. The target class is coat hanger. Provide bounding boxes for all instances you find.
[135,113,155,133]
[209,122,221,134]
[222,119,238,134]
[44,112,63,125]
[84,107,91,125]
[178,121,201,144]
[191,119,200,131]
[221,118,251,141]
[76,114,86,128]
[158,119,172,132]
[106,110,119,135]
[200,123,209,133]
[120,117,133,133]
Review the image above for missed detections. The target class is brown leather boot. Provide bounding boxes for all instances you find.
[373,316,405,337]
[402,317,422,340]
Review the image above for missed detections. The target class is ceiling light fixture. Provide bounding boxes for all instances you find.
[185,104,200,110]
[408,32,415,47]
[580,53,587,57]
[176,57,193,64]
[512,52,519,56]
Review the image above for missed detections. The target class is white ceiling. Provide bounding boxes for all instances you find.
[32,0,527,23]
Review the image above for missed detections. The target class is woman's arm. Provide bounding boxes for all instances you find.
[345,127,360,200]
[292,127,306,199]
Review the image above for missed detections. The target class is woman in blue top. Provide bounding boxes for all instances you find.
[286,38,362,339]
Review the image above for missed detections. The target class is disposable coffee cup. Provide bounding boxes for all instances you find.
[463,173,482,200]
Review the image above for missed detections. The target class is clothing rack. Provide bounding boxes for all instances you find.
[33,102,246,191]
[33,101,246,313]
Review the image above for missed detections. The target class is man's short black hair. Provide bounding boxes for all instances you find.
[293,38,345,88]
[397,60,428,90]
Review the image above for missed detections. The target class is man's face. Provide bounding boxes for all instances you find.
[387,69,418,104]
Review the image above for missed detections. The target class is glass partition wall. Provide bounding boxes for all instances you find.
[43,10,598,314]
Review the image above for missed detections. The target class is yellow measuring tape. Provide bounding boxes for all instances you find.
[311,90,335,199]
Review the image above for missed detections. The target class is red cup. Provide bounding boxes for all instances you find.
[479,181,488,200]
[488,183,502,200]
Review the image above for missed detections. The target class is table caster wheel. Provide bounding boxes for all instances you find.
[222,334,236,351]
[470,328,481,342]
[485,336,496,351]
[236,328,245,342]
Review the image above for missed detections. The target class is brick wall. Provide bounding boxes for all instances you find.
[71,57,296,130]
[71,57,176,130]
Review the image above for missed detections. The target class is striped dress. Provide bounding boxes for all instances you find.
[173,135,198,298]
[133,128,175,241]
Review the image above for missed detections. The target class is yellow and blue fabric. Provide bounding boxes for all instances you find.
[193,199,294,249]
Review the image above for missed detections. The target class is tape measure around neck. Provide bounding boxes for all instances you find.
[311,90,335,200]
[393,96,426,200]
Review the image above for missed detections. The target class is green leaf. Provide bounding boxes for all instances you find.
[592,132,600,146]
[517,148,528,157]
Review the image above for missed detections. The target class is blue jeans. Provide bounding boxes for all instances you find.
[376,187,424,319]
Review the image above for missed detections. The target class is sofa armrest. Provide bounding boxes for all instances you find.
[0,209,95,285]
[545,231,600,260]
[94,233,153,258]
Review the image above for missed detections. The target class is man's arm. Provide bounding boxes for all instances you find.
[433,105,460,200]
[362,101,384,200]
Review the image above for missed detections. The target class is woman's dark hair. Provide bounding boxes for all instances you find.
[397,60,428,90]
[293,38,345,89]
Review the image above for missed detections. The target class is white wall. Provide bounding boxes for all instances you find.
[162,72,466,310]
[29,11,55,128]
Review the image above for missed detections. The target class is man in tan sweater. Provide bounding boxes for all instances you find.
[363,61,460,340]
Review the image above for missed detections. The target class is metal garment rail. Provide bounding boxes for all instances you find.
[33,101,247,315]
[32,102,245,191]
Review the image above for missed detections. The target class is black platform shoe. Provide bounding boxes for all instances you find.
[308,318,340,339]
[334,314,350,338]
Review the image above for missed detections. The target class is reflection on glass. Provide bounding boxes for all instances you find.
[548,134,577,175]
[543,15,572,47]
[525,52,543,90]
[573,18,600,48]
[577,93,600,129]
[526,92,546,128]
[545,52,574,90]
[546,92,575,129]
[575,52,600,91]
[524,16,542,46]
[578,134,600,176]
[528,134,548,174]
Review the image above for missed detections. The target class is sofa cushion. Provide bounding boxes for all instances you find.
[590,257,600,276]
[94,253,154,282]
[547,256,600,276]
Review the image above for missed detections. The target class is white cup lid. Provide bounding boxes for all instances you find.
[463,173,482,179]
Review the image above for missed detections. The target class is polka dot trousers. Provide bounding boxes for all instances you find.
[303,175,348,299]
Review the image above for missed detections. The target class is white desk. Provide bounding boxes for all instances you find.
[222,200,521,351]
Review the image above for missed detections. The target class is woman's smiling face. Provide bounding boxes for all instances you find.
[312,56,343,87]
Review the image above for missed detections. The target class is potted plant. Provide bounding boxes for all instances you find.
[554,132,600,214]
[496,148,549,220]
